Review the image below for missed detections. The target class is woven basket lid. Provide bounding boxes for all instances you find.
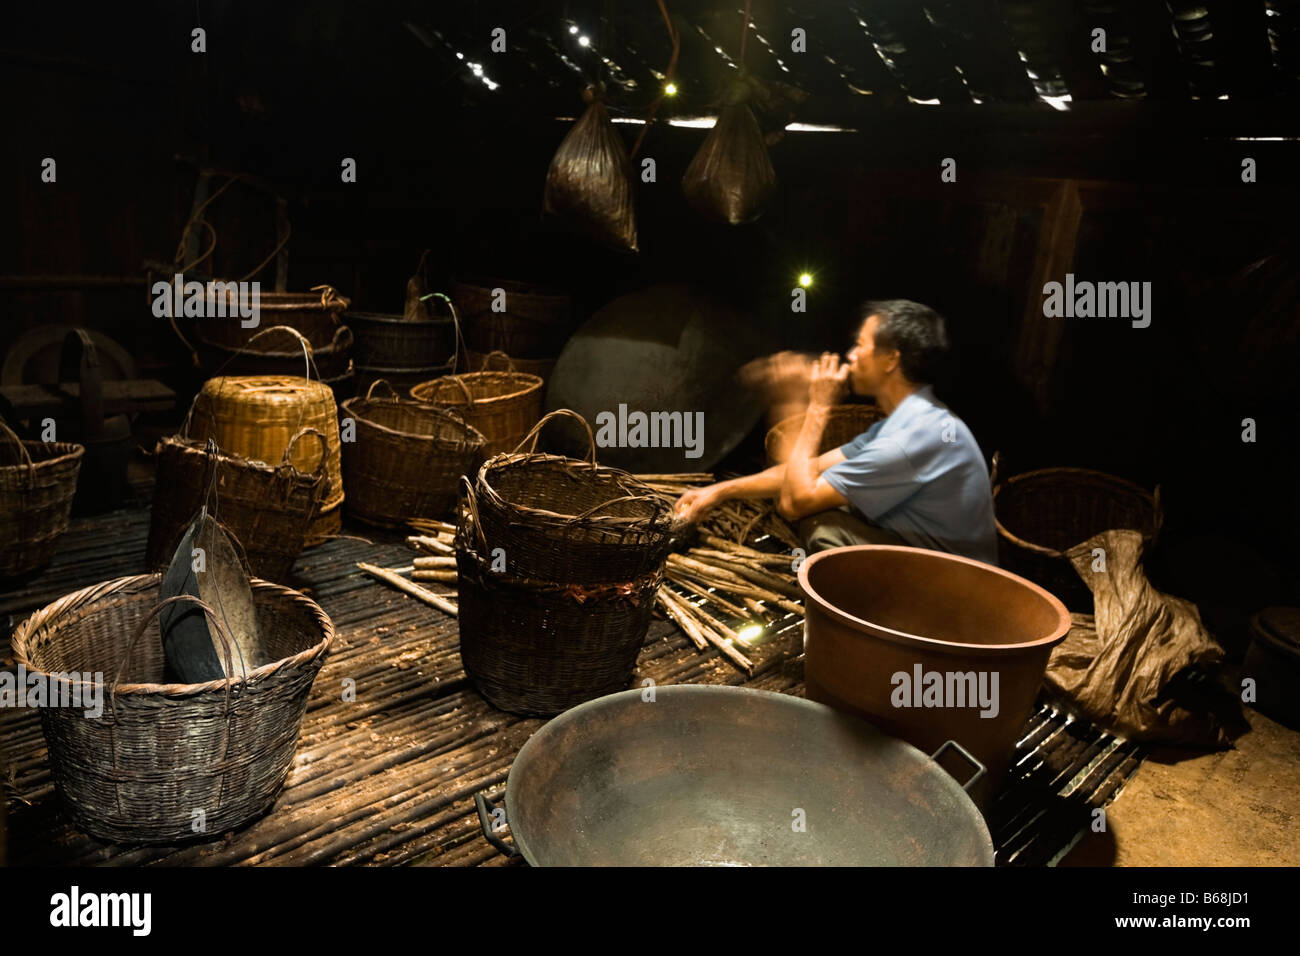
[1252,607,1300,657]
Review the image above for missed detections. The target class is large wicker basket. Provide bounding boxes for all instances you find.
[339,381,487,527]
[765,403,888,465]
[194,286,349,351]
[410,369,544,457]
[450,276,571,359]
[11,575,333,843]
[146,430,329,582]
[188,374,343,545]
[993,465,1162,611]
[454,543,659,716]
[198,324,353,382]
[0,421,85,577]
[463,410,675,585]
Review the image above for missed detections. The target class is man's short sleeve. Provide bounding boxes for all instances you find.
[836,421,884,460]
[821,436,920,520]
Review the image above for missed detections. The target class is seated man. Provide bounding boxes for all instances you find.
[675,299,998,565]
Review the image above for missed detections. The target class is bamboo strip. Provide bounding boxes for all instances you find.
[357,561,458,616]
[668,573,749,618]
[412,570,459,583]
[654,590,708,651]
[413,556,457,569]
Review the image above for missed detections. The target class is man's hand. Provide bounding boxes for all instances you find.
[674,485,725,524]
[738,351,813,402]
[808,352,850,408]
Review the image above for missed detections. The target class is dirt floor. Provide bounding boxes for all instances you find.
[1062,705,1300,866]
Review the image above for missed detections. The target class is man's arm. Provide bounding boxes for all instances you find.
[777,355,851,521]
[674,449,846,523]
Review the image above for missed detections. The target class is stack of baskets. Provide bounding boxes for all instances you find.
[993,464,1162,612]
[11,575,333,842]
[764,403,888,465]
[339,381,487,527]
[346,303,457,397]
[0,420,84,578]
[456,410,676,716]
[145,426,330,582]
[187,375,344,545]
[450,277,571,386]
[194,287,354,397]
[410,367,544,457]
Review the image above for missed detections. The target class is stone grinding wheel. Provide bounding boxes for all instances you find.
[544,284,775,472]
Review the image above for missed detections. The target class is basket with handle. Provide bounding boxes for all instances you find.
[11,577,333,843]
[188,331,344,544]
[194,285,350,351]
[339,380,487,527]
[764,403,889,465]
[462,410,676,585]
[460,348,559,384]
[0,419,85,577]
[145,426,329,582]
[992,461,1163,612]
[449,276,571,359]
[409,367,543,457]
[454,535,661,716]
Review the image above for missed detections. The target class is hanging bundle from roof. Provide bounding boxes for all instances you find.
[681,71,776,225]
[543,85,639,253]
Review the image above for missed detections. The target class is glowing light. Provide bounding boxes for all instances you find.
[578,35,591,47]
[664,82,678,96]
[798,273,813,288]
[737,624,764,642]
[569,25,579,34]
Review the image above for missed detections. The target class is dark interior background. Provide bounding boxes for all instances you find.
[3,1,1298,637]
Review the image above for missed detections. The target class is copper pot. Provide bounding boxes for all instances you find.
[799,546,1070,804]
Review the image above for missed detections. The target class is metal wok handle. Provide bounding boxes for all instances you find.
[473,791,520,859]
[930,740,986,794]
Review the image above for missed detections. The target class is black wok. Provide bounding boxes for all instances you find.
[475,684,993,866]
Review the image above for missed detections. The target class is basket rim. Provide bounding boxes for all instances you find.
[410,370,544,407]
[10,573,333,698]
[340,396,488,448]
[0,440,85,473]
[450,275,570,304]
[157,433,327,480]
[992,466,1160,558]
[475,452,674,528]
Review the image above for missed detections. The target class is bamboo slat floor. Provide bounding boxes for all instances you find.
[1,505,1141,866]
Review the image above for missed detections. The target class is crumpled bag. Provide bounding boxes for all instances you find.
[682,73,776,225]
[403,249,433,322]
[543,86,638,252]
[1044,529,1245,747]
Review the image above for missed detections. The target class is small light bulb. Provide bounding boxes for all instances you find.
[664,82,678,96]
[578,35,591,47]
[569,25,579,35]
[799,273,813,288]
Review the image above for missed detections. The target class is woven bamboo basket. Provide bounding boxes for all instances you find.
[461,348,559,385]
[188,375,343,545]
[765,403,888,465]
[410,369,544,457]
[993,465,1162,612]
[450,276,571,358]
[454,542,660,716]
[345,310,455,368]
[11,575,333,843]
[146,430,329,581]
[339,381,487,527]
[198,324,353,381]
[195,286,349,351]
[462,410,676,584]
[0,421,85,577]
